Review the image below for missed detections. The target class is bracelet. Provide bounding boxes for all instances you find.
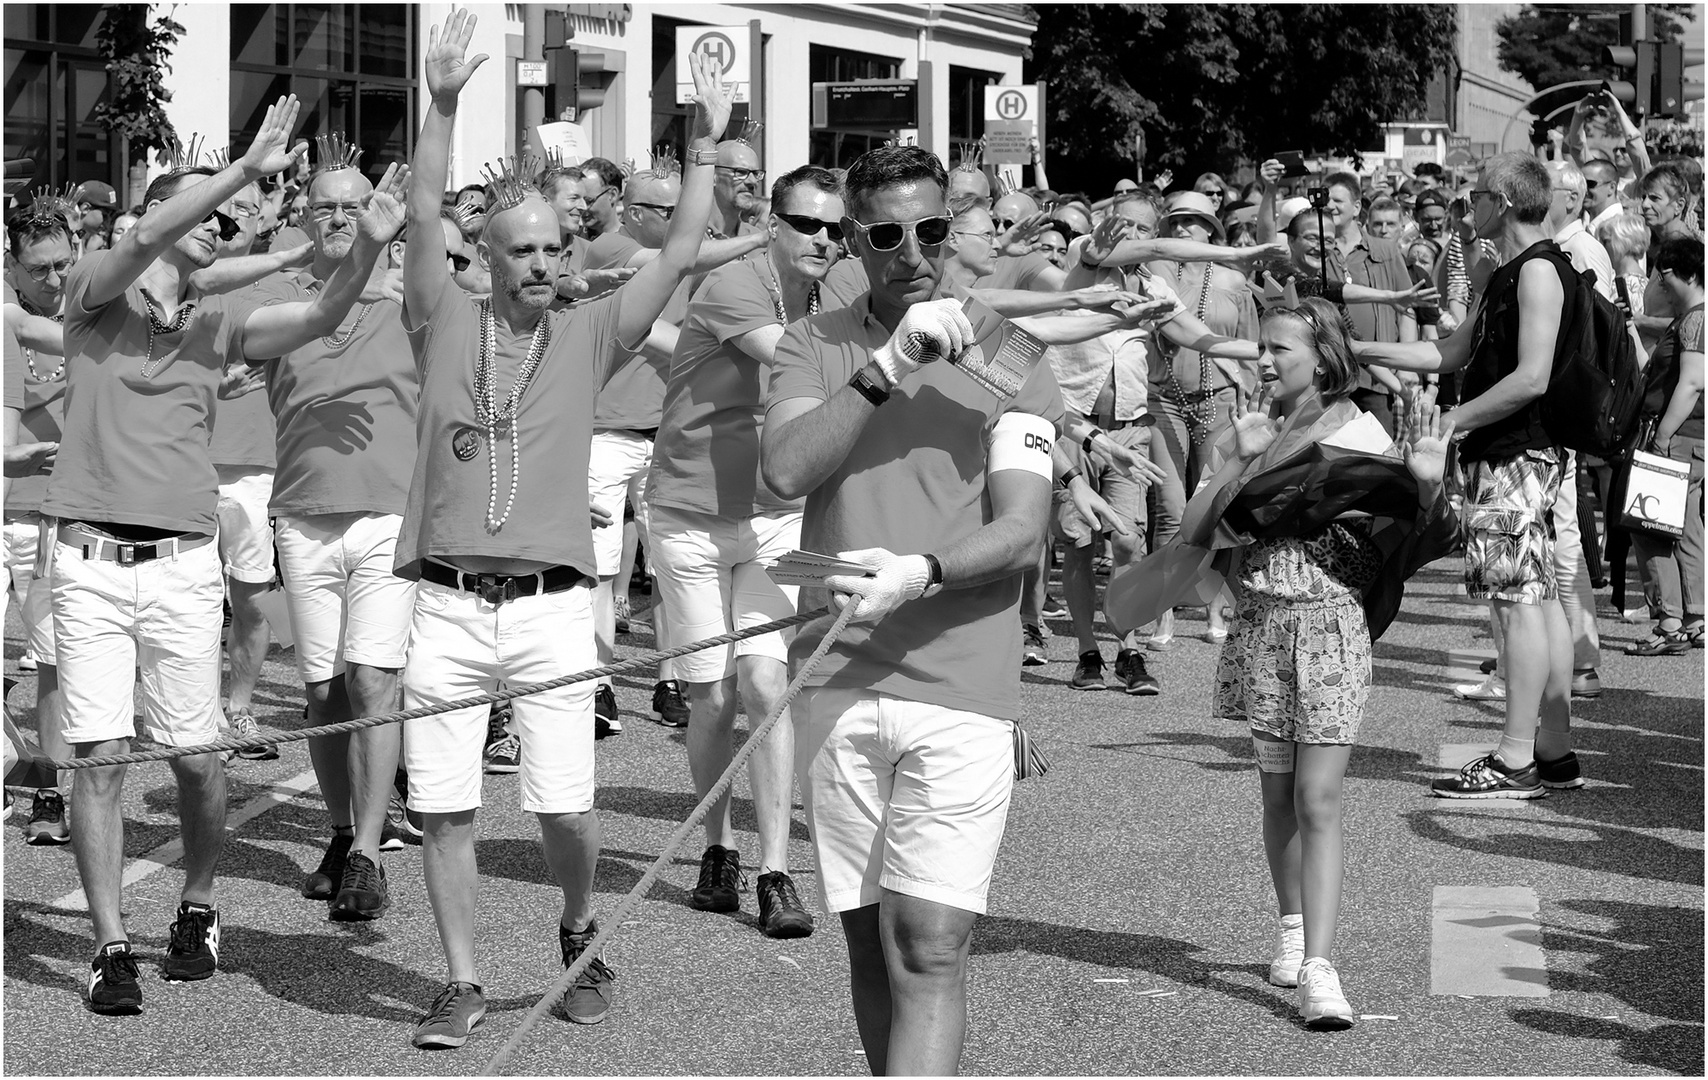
[1081,427,1105,454]
[849,369,890,407]
[686,146,719,166]
[1058,467,1083,488]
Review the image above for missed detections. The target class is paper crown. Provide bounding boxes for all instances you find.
[479,155,541,212]
[28,185,77,224]
[313,132,363,175]
[1253,272,1303,310]
[156,132,207,172]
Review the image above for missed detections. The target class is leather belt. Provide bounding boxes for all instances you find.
[59,523,213,566]
[419,559,588,606]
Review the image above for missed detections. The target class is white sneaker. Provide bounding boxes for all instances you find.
[18,651,38,671]
[1270,916,1305,987]
[1452,674,1506,701]
[1297,957,1355,1030]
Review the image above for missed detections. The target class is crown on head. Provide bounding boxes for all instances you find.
[733,118,763,145]
[542,145,571,171]
[313,132,363,176]
[446,201,483,234]
[1256,273,1303,310]
[156,132,207,173]
[479,155,541,213]
[993,172,1017,198]
[881,136,918,150]
[204,146,233,169]
[650,144,680,178]
[28,185,77,224]
[954,139,984,171]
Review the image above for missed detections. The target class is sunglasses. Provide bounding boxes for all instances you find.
[203,209,241,242]
[847,215,952,252]
[448,252,471,273]
[776,212,843,242]
[631,202,675,220]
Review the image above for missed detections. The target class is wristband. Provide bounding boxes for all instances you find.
[1081,427,1105,454]
[686,146,718,166]
[922,553,945,598]
[849,369,890,407]
[1059,467,1084,489]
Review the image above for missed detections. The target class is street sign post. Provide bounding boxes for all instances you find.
[676,25,751,104]
[983,85,1039,165]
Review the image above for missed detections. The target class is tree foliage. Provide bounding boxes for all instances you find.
[1025,4,1459,194]
[1494,3,1690,91]
[92,5,184,165]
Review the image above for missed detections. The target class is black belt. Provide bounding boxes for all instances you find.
[418,560,588,606]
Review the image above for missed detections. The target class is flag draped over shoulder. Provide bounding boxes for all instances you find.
[1106,396,1458,642]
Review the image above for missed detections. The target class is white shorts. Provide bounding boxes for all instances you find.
[587,430,653,578]
[793,686,1014,915]
[4,516,55,662]
[275,512,417,683]
[647,504,801,683]
[52,537,223,747]
[216,465,276,584]
[401,579,598,815]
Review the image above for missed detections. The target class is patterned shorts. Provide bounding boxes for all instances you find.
[1214,594,1370,745]
[1459,448,1563,605]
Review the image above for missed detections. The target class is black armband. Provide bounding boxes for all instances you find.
[849,369,890,407]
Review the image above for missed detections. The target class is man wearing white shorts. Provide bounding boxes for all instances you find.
[394,20,732,1046]
[762,145,1062,1075]
[42,97,404,1016]
[647,163,848,939]
[249,138,424,920]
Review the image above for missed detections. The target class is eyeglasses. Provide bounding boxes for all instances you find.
[631,202,675,220]
[776,212,843,242]
[308,202,366,221]
[448,252,472,273]
[21,257,72,283]
[1468,189,1498,203]
[994,217,1017,231]
[953,229,996,243]
[846,214,953,251]
[588,186,618,206]
[716,165,765,183]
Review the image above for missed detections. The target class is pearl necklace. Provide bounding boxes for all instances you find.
[138,289,197,379]
[307,280,373,349]
[474,300,552,533]
[16,297,65,382]
[756,258,821,327]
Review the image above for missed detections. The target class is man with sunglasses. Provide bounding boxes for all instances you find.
[43,95,409,1015]
[581,163,770,733]
[1580,158,1625,238]
[762,144,1063,1075]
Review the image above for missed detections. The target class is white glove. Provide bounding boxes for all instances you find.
[871,299,976,388]
[822,547,931,625]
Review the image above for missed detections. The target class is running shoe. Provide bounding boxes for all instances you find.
[614,594,632,636]
[597,684,624,739]
[1626,630,1691,656]
[387,790,423,842]
[228,706,278,761]
[303,832,353,900]
[88,941,143,1015]
[1296,957,1355,1030]
[1113,648,1160,696]
[1430,753,1545,800]
[691,844,744,912]
[1452,674,1506,701]
[1041,595,1069,619]
[1270,915,1305,988]
[484,701,519,772]
[1022,624,1048,667]
[1070,650,1107,691]
[23,788,70,845]
[18,651,38,672]
[412,982,486,1049]
[756,871,815,939]
[331,851,391,921]
[1536,750,1586,790]
[559,921,616,1025]
[650,680,687,729]
[1570,669,1602,699]
[162,902,220,981]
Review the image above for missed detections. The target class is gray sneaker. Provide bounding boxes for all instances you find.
[413,982,486,1049]
[559,922,615,1025]
[229,707,279,761]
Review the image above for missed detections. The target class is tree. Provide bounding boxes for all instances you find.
[1495,4,1690,91]
[1025,4,1459,194]
[92,5,184,166]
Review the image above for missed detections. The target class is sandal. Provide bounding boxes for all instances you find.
[1625,629,1691,657]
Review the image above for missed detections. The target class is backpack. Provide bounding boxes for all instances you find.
[1530,249,1646,458]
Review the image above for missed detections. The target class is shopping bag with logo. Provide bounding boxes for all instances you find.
[1616,448,1689,539]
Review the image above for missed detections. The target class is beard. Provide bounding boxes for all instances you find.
[502,272,556,312]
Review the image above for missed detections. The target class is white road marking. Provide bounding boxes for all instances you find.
[1430,885,1549,997]
[48,768,320,912]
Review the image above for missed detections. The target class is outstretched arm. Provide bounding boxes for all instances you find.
[188,243,313,295]
[404,8,488,324]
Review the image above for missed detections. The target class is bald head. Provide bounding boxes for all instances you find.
[480,196,561,314]
[948,167,991,208]
[991,191,1038,228]
[306,168,374,263]
[622,172,681,247]
[713,141,763,222]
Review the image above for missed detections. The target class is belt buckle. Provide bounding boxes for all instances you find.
[477,575,517,606]
[116,543,137,567]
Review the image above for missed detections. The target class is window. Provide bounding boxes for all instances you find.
[949,65,1002,145]
[807,44,902,170]
[3,5,119,198]
[229,4,416,184]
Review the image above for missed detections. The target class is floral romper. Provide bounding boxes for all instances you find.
[1213,518,1384,744]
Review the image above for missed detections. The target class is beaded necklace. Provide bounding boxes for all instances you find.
[16,296,66,382]
[306,280,373,350]
[473,299,552,533]
[1163,263,1217,444]
[138,289,197,379]
[755,257,820,327]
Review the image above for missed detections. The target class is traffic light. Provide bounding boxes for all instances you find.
[1604,41,1705,118]
[546,47,611,120]
[1603,42,1656,116]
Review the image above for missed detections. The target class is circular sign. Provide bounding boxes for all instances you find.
[994,90,1028,120]
[692,31,738,75]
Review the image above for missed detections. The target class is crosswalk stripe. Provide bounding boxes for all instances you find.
[1430,885,1549,997]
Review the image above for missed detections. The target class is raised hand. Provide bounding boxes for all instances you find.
[238,96,308,180]
[687,51,734,145]
[426,9,489,103]
[1385,280,1440,310]
[1083,214,1132,265]
[1258,158,1284,188]
[218,364,267,401]
[997,211,1049,258]
[359,162,410,243]
[1401,397,1454,493]
[1230,382,1278,462]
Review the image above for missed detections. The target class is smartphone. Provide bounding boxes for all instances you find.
[1274,150,1311,178]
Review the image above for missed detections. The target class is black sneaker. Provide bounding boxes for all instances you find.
[1042,594,1068,619]
[756,871,815,939]
[651,680,688,728]
[412,981,486,1049]
[1070,650,1107,691]
[595,684,623,739]
[88,940,143,1015]
[559,921,616,1025]
[162,901,220,981]
[24,788,70,845]
[331,851,391,921]
[1537,751,1586,790]
[1113,648,1160,696]
[484,701,520,772]
[1022,624,1048,667]
[691,844,744,912]
[303,832,353,900]
[1430,753,1545,800]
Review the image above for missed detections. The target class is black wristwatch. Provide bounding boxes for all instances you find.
[922,552,945,597]
[850,369,890,407]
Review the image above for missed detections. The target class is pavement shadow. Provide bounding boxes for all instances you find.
[1510,898,1704,1073]
[594,784,811,843]
[1403,809,1702,887]
[1095,732,1435,786]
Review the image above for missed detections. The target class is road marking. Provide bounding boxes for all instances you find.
[48,768,320,912]
[1430,885,1549,997]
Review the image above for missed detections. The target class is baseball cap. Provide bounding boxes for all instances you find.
[1275,197,1322,234]
[74,180,117,209]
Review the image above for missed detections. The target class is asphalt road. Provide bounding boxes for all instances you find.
[3,561,1702,1076]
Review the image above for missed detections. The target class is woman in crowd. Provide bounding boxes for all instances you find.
[1596,211,1656,618]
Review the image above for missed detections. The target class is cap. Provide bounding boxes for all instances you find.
[1275,196,1323,234]
[1162,190,1225,241]
[1223,204,1259,229]
[74,180,117,210]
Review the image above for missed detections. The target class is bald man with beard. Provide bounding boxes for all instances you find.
[712,138,766,240]
[395,11,735,1046]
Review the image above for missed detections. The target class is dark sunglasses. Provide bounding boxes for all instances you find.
[203,209,240,242]
[847,214,952,252]
[448,252,471,272]
[776,212,843,242]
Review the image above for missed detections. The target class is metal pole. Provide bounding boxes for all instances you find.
[1632,3,1648,41]
[521,4,546,155]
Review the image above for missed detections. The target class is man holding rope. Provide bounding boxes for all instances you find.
[762,144,1063,1075]
[394,9,732,1049]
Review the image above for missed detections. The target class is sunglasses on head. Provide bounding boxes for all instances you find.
[776,212,843,242]
[847,215,953,252]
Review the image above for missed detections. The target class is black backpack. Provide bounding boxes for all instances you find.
[1531,249,1645,457]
